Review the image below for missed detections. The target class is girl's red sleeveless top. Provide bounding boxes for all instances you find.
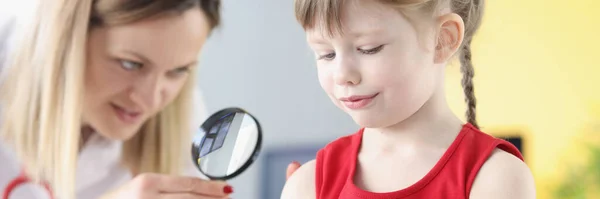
[315,123,523,199]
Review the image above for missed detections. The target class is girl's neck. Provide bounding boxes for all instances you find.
[362,90,464,152]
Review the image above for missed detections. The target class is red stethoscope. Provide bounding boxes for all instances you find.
[2,169,54,199]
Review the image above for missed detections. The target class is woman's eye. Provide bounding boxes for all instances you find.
[359,45,385,55]
[120,60,143,70]
[168,67,190,78]
[318,52,336,61]
[174,67,189,74]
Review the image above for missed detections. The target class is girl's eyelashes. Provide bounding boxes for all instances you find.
[315,44,385,61]
[318,52,336,61]
[358,45,385,55]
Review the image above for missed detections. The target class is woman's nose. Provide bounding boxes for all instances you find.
[130,75,163,111]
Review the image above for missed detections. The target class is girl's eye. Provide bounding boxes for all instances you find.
[318,52,336,61]
[359,45,385,55]
[120,60,143,71]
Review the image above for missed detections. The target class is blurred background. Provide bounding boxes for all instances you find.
[2,0,599,198]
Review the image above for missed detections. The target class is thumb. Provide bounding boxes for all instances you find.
[286,161,301,180]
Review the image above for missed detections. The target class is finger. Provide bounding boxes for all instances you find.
[159,193,230,199]
[286,161,301,180]
[155,175,232,197]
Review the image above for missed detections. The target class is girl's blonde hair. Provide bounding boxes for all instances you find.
[0,0,220,198]
[295,0,484,128]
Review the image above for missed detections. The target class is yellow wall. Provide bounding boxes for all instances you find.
[445,0,600,198]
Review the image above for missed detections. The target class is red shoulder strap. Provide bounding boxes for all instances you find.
[315,129,363,199]
[463,125,525,195]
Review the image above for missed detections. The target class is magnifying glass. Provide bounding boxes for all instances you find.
[191,107,262,180]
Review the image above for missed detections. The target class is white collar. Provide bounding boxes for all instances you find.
[75,133,130,196]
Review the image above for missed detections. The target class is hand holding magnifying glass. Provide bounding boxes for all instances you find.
[99,174,232,199]
[102,107,263,199]
[4,108,264,199]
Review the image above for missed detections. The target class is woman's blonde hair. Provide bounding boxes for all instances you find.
[295,0,484,128]
[0,0,220,198]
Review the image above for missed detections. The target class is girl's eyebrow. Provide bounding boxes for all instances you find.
[307,27,386,44]
[346,28,385,38]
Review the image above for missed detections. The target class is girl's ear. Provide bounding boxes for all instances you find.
[434,13,465,64]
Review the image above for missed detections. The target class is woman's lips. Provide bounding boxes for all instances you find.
[111,103,141,124]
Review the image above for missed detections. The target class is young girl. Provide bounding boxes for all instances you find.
[282,0,536,198]
[0,0,234,198]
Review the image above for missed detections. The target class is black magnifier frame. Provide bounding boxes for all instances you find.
[191,107,263,181]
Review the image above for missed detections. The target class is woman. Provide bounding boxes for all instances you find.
[0,0,235,198]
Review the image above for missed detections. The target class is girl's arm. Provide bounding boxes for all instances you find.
[281,159,317,199]
[469,149,536,199]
